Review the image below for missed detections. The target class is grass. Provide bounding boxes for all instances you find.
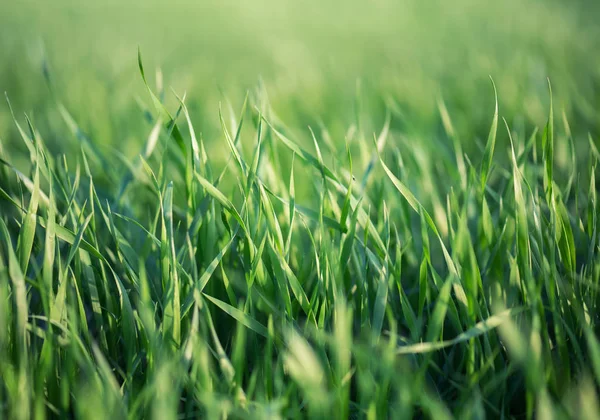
[1,1,600,418]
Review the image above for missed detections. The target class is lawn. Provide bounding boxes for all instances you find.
[1,0,600,418]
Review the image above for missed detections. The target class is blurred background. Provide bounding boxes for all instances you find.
[1,0,599,168]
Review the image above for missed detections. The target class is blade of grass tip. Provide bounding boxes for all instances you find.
[249,110,264,187]
[113,213,160,248]
[438,96,467,189]
[139,155,161,193]
[480,77,499,192]
[57,103,107,169]
[60,156,82,226]
[232,92,249,149]
[24,114,44,153]
[116,116,162,201]
[46,207,91,329]
[181,228,239,318]
[49,266,67,333]
[505,118,530,270]
[481,195,494,243]
[339,197,362,273]
[561,109,577,199]
[372,264,389,342]
[542,79,554,204]
[219,102,247,176]
[398,307,524,354]
[222,94,237,134]
[376,145,419,212]
[156,67,164,101]
[259,183,285,253]
[17,162,40,275]
[63,210,93,270]
[203,293,269,338]
[249,230,268,289]
[144,117,163,160]
[555,198,577,274]
[5,93,36,162]
[376,140,458,276]
[137,48,186,154]
[267,237,316,325]
[587,162,597,237]
[182,303,200,364]
[360,109,390,190]
[37,216,105,263]
[174,92,197,227]
[80,249,108,352]
[202,299,237,388]
[516,127,539,168]
[339,141,353,230]
[194,172,248,234]
[199,132,211,178]
[589,134,600,161]
[316,119,337,155]
[308,126,325,178]
[285,152,295,257]
[0,184,24,212]
[261,114,339,182]
[418,221,430,301]
[68,265,90,338]
[263,186,345,233]
[0,157,50,207]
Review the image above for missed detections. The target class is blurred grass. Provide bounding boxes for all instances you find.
[2,0,599,159]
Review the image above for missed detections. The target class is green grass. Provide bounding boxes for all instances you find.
[1,1,600,418]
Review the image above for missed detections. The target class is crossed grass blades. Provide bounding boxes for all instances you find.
[0,52,599,419]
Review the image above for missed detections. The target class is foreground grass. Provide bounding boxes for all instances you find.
[0,53,599,419]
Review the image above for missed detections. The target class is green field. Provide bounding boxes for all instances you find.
[1,0,600,418]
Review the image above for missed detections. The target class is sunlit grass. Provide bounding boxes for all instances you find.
[1,51,599,417]
[1,1,600,418]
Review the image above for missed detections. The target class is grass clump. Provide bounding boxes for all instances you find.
[0,49,599,419]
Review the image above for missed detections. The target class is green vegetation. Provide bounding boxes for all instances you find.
[1,0,600,418]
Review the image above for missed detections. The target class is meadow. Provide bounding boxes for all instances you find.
[1,0,600,418]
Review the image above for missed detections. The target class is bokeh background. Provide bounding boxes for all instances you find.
[1,0,600,168]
